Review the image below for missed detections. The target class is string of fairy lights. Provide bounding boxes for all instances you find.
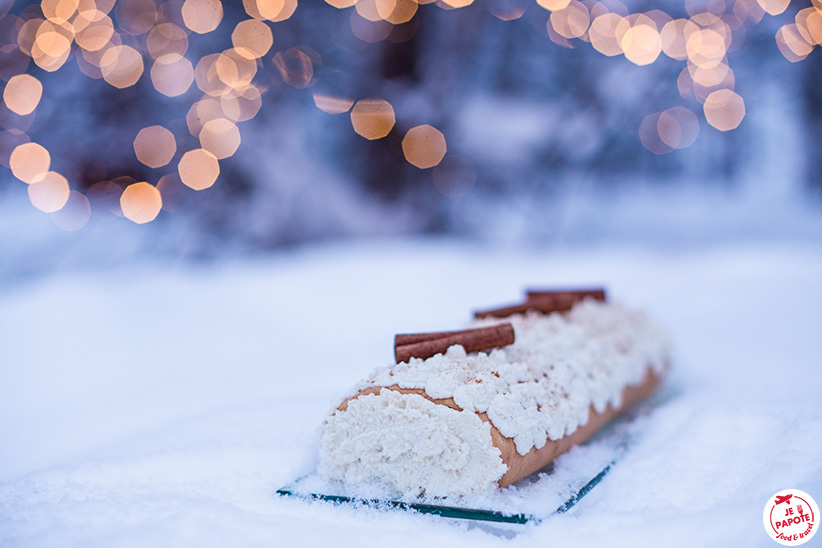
[0,0,819,230]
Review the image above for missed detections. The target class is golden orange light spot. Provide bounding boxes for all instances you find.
[133,125,177,168]
[433,155,476,198]
[776,24,814,62]
[178,148,220,190]
[755,0,790,16]
[660,18,699,60]
[325,0,357,7]
[120,182,162,224]
[74,14,114,51]
[115,0,158,35]
[199,118,241,159]
[550,1,590,39]
[76,36,121,79]
[70,7,104,34]
[100,45,144,88]
[146,22,189,59]
[151,53,195,96]
[796,7,822,45]
[354,0,382,22]
[17,18,44,56]
[231,19,273,59]
[378,0,418,24]
[273,47,315,88]
[194,53,228,97]
[31,22,73,71]
[590,13,625,56]
[0,130,30,169]
[313,93,354,114]
[350,98,395,140]
[686,28,727,69]
[537,0,571,12]
[42,0,80,25]
[689,61,732,87]
[402,125,447,169]
[28,171,71,212]
[250,0,297,22]
[10,142,50,183]
[621,23,662,65]
[215,48,258,90]
[703,89,745,131]
[349,10,392,42]
[657,106,699,149]
[3,74,42,116]
[227,86,263,121]
[639,112,672,155]
[187,97,225,137]
[182,0,223,34]
[441,0,475,7]
[488,0,527,21]
[52,190,91,231]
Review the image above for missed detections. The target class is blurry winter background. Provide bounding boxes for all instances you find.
[1,0,822,546]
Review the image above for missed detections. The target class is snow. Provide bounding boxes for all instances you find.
[1,238,820,546]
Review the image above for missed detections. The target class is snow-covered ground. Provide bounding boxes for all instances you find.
[1,236,820,547]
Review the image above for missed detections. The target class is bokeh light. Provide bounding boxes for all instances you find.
[120,181,163,224]
[272,47,316,88]
[775,24,814,62]
[621,21,662,66]
[550,1,589,40]
[178,148,220,190]
[350,98,395,140]
[181,0,223,34]
[146,22,189,59]
[639,112,673,155]
[199,118,241,159]
[3,74,42,115]
[325,0,357,8]
[231,19,273,59]
[115,0,158,35]
[52,190,91,231]
[100,45,144,88]
[0,129,30,168]
[245,0,298,22]
[186,97,225,137]
[590,13,626,56]
[151,53,194,96]
[28,171,70,212]
[796,7,822,45]
[703,89,745,130]
[537,0,571,11]
[658,106,700,149]
[0,0,815,227]
[487,0,527,21]
[133,125,177,168]
[10,142,50,183]
[756,0,790,16]
[402,125,447,169]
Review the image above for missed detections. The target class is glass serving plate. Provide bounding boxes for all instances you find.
[276,460,614,524]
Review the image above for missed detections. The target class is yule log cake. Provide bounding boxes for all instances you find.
[318,289,671,498]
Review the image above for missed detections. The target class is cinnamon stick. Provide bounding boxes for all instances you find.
[525,288,606,301]
[394,323,515,363]
[474,288,607,319]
